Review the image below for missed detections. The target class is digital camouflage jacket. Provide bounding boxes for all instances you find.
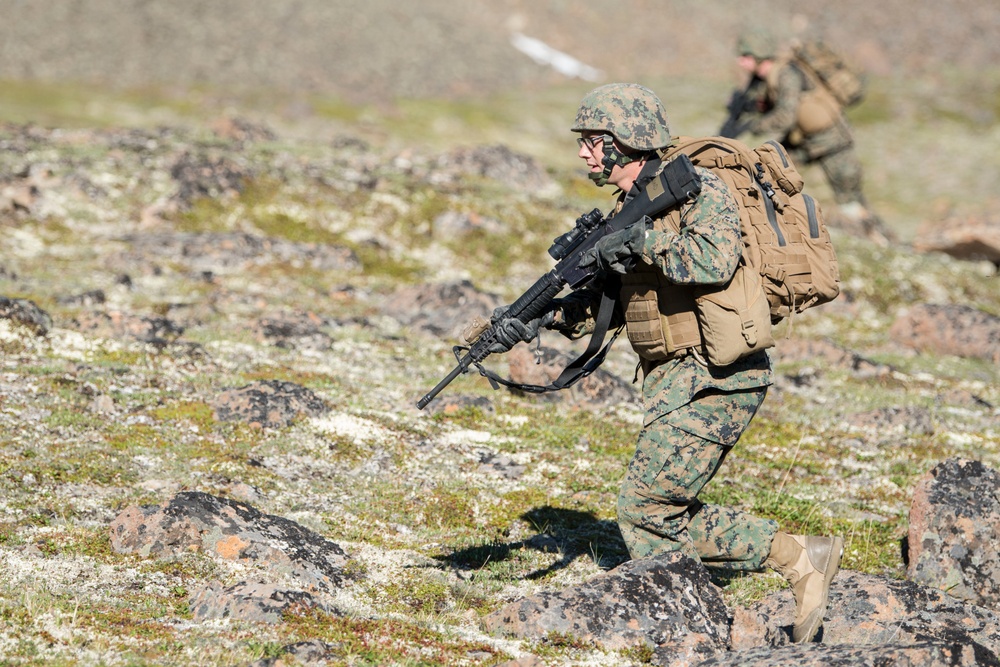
[553,165,772,429]
[745,63,854,160]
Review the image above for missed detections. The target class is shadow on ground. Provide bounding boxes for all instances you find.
[436,505,630,578]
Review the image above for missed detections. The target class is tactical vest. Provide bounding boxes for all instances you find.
[766,58,842,138]
[619,205,702,361]
[618,171,774,367]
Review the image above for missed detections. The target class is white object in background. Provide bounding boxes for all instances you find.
[510,32,604,81]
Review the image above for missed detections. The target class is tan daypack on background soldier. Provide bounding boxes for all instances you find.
[792,40,867,108]
[767,40,866,138]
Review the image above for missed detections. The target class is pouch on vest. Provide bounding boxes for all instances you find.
[620,271,701,361]
[693,260,774,366]
[796,86,841,135]
[766,58,841,137]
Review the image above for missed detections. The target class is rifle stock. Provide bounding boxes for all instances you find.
[416,154,702,410]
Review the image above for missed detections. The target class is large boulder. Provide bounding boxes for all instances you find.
[109,491,352,593]
[731,570,1000,657]
[908,458,1000,608]
[889,304,1000,363]
[483,552,730,667]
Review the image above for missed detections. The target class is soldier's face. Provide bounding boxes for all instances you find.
[576,132,642,190]
[577,133,603,158]
[577,132,606,173]
[738,55,757,74]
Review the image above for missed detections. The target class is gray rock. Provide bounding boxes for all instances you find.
[731,570,1000,656]
[109,491,352,592]
[212,379,329,428]
[483,553,730,665]
[72,309,185,344]
[908,458,1000,608]
[247,639,337,666]
[698,641,997,667]
[382,279,500,340]
[889,304,1000,363]
[913,214,1000,267]
[0,296,52,335]
[506,344,639,408]
[189,580,322,623]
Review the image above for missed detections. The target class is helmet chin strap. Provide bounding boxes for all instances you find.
[589,133,642,187]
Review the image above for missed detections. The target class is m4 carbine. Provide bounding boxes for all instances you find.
[719,81,760,139]
[416,153,702,410]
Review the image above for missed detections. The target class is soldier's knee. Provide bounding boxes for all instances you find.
[618,489,694,527]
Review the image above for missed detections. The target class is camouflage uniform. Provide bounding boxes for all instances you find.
[490,82,841,642]
[554,164,778,570]
[744,65,864,205]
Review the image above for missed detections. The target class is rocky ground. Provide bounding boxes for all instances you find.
[1,2,1000,666]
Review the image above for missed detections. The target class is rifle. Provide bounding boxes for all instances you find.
[719,80,759,139]
[416,154,703,410]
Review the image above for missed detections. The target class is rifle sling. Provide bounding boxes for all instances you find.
[467,156,701,396]
[472,276,622,394]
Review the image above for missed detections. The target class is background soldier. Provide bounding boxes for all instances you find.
[490,83,844,643]
[724,28,895,245]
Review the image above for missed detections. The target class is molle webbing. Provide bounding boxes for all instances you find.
[620,235,702,361]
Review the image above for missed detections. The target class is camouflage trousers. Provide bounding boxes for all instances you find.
[788,128,865,205]
[617,387,778,571]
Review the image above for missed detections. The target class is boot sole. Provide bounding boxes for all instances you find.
[792,536,844,643]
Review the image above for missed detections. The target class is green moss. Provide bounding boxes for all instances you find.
[87,347,151,368]
[26,447,138,487]
[344,242,424,281]
[0,79,202,127]
[104,423,169,452]
[76,600,183,641]
[279,609,508,666]
[374,570,453,615]
[527,631,599,659]
[619,643,656,664]
[484,488,552,531]
[150,400,216,430]
[34,528,115,561]
[173,196,232,233]
[42,407,105,430]
[419,486,478,532]
[138,553,224,584]
[245,640,287,661]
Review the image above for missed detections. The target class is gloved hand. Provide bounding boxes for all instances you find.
[487,306,556,355]
[577,217,651,275]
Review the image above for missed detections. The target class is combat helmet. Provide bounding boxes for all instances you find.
[572,83,672,186]
[737,27,779,60]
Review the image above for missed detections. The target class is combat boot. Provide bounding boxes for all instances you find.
[764,532,844,643]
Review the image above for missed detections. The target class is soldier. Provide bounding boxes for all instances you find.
[725,28,894,245]
[490,83,843,643]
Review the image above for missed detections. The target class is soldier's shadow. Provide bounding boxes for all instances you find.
[437,505,629,579]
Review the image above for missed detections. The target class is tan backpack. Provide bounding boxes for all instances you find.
[665,136,841,324]
[792,40,866,108]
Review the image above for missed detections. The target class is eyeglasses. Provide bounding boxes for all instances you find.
[576,135,604,152]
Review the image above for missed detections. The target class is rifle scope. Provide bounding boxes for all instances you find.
[548,208,603,260]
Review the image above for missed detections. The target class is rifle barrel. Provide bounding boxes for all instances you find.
[416,355,472,409]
